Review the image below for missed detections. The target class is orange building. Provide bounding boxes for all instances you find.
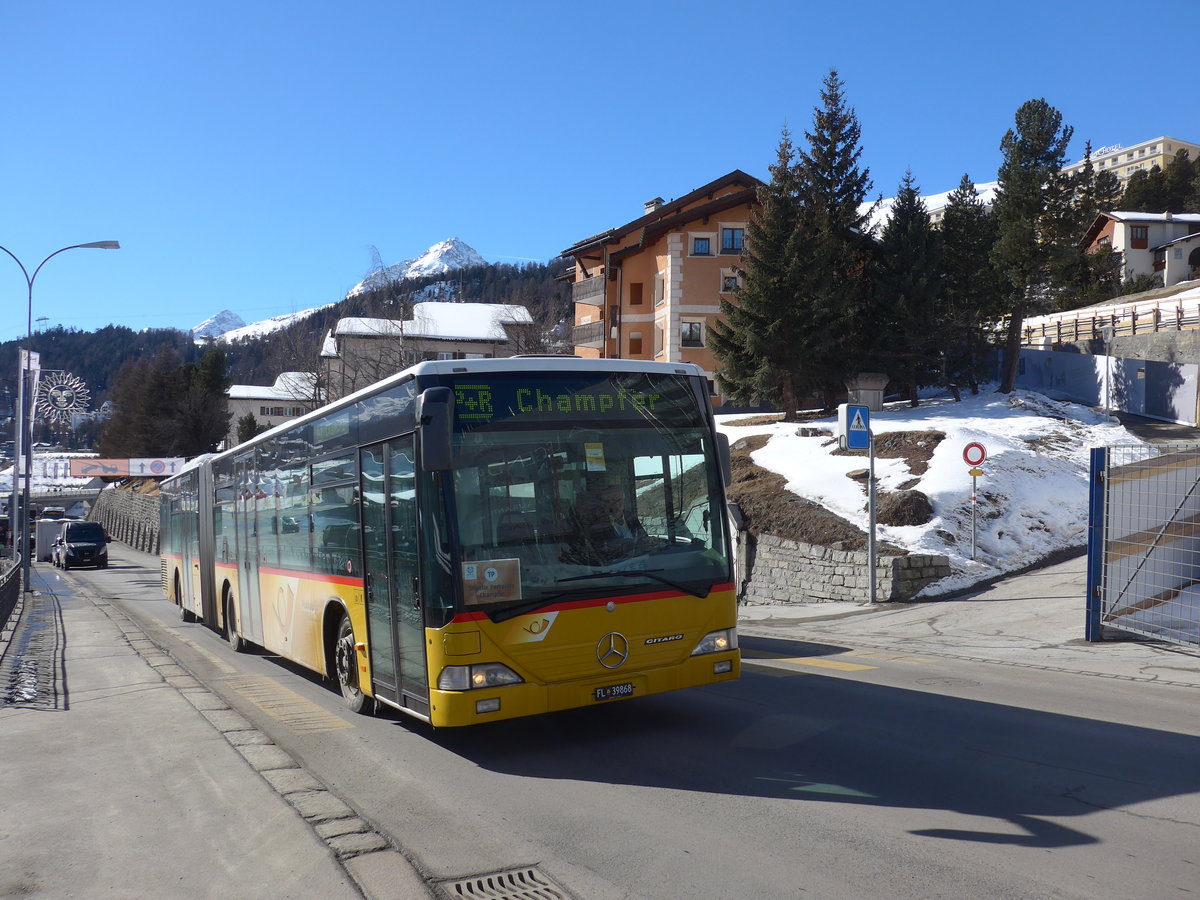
[563,170,762,403]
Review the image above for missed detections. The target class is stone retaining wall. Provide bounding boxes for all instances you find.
[739,533,951,605]
[90,488,161,555]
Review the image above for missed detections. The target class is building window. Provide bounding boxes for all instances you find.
[681,321,704,348]
[654,274,665,308]
[692,237,711,256]
[720,271,739,293]
[654,325,664,357]
[629,282,644,306]
[721,228,744,254]
[1131,225,1149,250]
[629,332,643,355]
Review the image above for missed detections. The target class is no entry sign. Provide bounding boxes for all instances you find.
[963,442,987,467]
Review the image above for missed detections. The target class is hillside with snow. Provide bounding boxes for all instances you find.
[717,389,1140,597]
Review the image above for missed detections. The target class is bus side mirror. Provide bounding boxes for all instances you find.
[716,432,732,487]
[417,387,454,472]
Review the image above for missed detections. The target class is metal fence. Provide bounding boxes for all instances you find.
[1087,444,1200,648]
[0,558,20,637]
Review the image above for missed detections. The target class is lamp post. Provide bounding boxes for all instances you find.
[1,241,120,591]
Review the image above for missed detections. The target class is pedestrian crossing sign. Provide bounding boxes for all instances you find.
[837,403,871,450]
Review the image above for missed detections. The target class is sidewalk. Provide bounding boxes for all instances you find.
[0,554,429,900]
[738,550,1200,687]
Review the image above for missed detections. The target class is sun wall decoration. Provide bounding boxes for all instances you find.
[36,371,91,425]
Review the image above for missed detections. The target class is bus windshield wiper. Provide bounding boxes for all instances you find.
[557,569,712,599]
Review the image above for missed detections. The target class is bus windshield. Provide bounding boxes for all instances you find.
[445,371,730,617]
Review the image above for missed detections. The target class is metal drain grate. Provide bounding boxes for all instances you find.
[439,866,570,899]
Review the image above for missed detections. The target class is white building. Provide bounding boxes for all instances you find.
[226,372,321,448]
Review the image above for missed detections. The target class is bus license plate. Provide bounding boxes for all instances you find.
[594,682,634,701]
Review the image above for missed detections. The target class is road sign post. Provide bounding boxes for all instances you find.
[962,443,988,560]
[838,404,876,603]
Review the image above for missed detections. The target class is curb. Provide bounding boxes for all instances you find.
[87,594,435,900]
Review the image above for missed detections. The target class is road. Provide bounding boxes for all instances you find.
[54,546,1200,899]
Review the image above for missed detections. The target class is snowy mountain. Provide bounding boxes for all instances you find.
[347,238,487,297]
[190,239,488,343]
[215,306,334,343]
[192,310,246,340]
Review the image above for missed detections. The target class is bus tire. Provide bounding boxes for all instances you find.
[226,591,248,653]
[334,613,373,715]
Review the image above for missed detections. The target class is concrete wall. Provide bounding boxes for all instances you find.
[89,488,161,555]
[1018,345,1200,425]
[739,533,952,605]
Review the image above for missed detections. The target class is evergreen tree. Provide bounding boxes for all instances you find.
[236,412,266,445]
[873,170,942,405]
[991,98,1075,393]
[1163,149,1196,212]
[710,127,806,413]
[1120,166,1168,212]
[99,348,181,457]
[1055,141,1125,307]
[939,175,1002,396]
[794,68,877,404]
[173,347,233,455]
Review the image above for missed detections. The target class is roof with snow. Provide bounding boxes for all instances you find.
[228,371,318,401]
[332,302,533,343]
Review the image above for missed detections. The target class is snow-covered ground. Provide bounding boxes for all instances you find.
[716,388,1142,597]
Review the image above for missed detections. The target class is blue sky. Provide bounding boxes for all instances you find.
[1,1,1194,344]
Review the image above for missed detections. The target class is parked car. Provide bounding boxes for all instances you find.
[52,521,110,570]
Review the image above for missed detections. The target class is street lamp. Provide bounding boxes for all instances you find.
[1,241,120,592]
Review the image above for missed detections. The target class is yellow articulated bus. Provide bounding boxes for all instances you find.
[160,357,739,727]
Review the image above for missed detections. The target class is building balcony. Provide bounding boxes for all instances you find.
[573,320,605,349]
[571,275,605,307]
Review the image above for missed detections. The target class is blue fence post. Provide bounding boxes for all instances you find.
[1085,446,1107,642]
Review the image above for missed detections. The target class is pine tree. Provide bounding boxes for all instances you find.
[991,98,1075,394]
[1163,149,1196,213]
[173,347,233,455]
[236,412,265,445]
[710,127,805,413]
[873,170,941,405]
[939,175,1001,396]
[794,68,877,403]
[1120,167,1168,212]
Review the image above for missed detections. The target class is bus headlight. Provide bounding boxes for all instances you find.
[690,628,738,656]
[437,663,524,691]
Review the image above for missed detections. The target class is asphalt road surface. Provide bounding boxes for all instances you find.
[58,546,1200,899]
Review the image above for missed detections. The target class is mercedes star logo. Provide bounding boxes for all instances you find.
[596,632,630,669]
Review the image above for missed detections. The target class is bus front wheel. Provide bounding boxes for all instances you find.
[334,614,373,715]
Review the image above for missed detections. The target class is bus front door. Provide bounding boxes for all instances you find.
[360,437,428,716]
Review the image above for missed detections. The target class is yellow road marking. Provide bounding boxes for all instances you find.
[844,650,938,665]
[781,657,877,672]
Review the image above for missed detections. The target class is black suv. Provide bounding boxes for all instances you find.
[52,521,110,570]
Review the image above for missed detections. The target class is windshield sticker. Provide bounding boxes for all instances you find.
[584,442,606,472]
[462,559,522,606]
